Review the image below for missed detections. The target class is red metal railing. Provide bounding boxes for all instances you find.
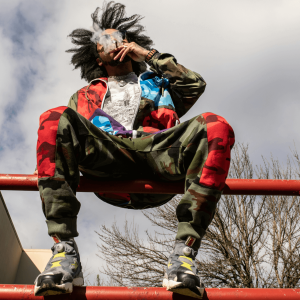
[0,286,300,300]
[0,174,300,195]
[1,178,300,299]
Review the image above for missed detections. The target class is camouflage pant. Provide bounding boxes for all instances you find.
[37,107,234,249]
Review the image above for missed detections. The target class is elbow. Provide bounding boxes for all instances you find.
[200,78,207,89]
[195,73,206,91]
[202,80,207,92]
[197,79,207,97]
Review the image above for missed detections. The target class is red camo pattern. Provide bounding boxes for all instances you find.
[37,106,68,178]
[77,79,107,120]
[142,127,160,133]
[199,112,235,190]
[142,108,178,130]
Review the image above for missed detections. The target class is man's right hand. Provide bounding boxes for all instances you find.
[110,42,149,62]
[33,170,38,175]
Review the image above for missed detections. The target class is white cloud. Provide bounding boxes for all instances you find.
[0,28,17,134]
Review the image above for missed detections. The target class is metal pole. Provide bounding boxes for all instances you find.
[0,174,300,195]
[0,286,300,300]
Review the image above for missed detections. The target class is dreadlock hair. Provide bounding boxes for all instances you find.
[66,1,154,82]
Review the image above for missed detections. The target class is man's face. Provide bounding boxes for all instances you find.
[96,28,130,66]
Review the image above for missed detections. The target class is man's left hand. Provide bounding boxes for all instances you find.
[110,42,149,62]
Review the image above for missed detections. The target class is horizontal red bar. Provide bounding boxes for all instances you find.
[0,174,300,195]
[0,285,299,300]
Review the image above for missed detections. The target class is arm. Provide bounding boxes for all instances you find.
[111,43,206,118]
[147,53,206,118]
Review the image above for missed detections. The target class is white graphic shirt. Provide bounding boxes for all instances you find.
[103,72,140,130]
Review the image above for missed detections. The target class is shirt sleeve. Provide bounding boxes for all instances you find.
[147,53,206,118]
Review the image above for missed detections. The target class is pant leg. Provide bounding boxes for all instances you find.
[135,112,235,249]
[37,106,141,238]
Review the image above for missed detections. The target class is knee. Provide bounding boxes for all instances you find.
[39,106,68,130]
[198,113,235,190]
[202,112,235,149]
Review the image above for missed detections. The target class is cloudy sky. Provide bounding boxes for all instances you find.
[0,0,300,284]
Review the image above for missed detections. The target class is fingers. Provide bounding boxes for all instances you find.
[112,44,132,62]
[109,43,129,54]
[119,46,131,62]
[113,47,127,60]
[109,45,124,53]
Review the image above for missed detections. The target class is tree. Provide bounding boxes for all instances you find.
[95,144,300,288]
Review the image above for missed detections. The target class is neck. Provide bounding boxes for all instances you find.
[105,61,134,77]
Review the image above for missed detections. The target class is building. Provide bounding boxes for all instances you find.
[0,191,51,284]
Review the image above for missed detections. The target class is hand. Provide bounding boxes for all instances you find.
[33,169,38,175]
[110,42,149,62]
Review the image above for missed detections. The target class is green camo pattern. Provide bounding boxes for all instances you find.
[38,109,225,249]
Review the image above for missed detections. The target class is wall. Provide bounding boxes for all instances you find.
[0,191,23,283]
[14,249,52,284]
[0,192,52,284]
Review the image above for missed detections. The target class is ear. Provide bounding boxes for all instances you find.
[96,58,103,67]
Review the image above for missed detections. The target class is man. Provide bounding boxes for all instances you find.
[34,1,235,298]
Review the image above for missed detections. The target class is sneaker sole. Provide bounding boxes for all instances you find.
[163,278,204,299]
[34,276,84,296]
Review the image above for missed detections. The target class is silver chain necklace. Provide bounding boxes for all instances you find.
[108,72,135,80]
[108,72,137,87]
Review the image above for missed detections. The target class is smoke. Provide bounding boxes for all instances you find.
[90,22,124,54]
[100,31,123,53]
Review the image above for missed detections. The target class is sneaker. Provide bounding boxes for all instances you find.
[34,236,84,296]
[163,237,204,299]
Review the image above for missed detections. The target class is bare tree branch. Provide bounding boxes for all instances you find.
[95,143,300,288]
